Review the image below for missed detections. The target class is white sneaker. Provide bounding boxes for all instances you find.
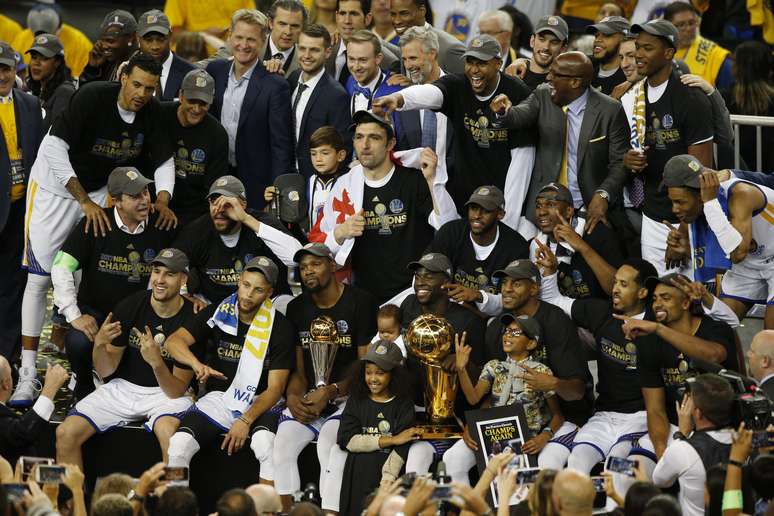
[8,367,42,408]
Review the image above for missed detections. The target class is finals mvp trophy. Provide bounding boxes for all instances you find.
[309,316,340,388]
[406,314,462,439]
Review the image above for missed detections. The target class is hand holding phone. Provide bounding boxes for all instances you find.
[604,456,638,477]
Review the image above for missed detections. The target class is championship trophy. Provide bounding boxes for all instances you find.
[308,316,340,388]
[406,314,462,439]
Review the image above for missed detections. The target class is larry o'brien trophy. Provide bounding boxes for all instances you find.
[406,314,462,439]
[309,316,340,388]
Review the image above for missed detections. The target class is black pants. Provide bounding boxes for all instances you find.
[64,306,105,400]
[177,405,280,446]
[0,201,27,362]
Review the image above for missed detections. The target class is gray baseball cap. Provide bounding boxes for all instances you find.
[108,167,153,196]
[138,9,171,37]
[465,185,505,211]
[534,15,569,41]
[0,42,16,68]
[537,182,574,205]
[493,259,541,285]
[363,340,404,371]
[586,16,631,36]
[499,313,542,344]
[462,34,502,61]
[351,110,395,139]
[26,33,64,58]
[408,252,453,278]
[293,242,334,263]
[101,10,137,37]
[631,19,679,49]
[151,248,189,273]
[27,8,60,36]
[180,69,215,104]
[244,256,279,286]
[660,154,704,190]
[208,175,246,199]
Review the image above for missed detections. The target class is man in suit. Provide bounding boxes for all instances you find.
[261,0,305,77]
[477,10,518,72]
[490,51,630,240]
[206,9,294,209]
[0,356,69,465]
[748,330,774,400]
[390,0,466,74]
[136,9,195,101]
[327,0,401,87]
[0,42,43,360]
[288,24,352,179]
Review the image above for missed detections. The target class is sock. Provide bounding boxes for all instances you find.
[21,350,38,375]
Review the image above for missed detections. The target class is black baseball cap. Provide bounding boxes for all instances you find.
[499,313,542,343]
[138,9,171,37]
[26,33,64,58]
[208,175,246,199]
[645,273,690,294]
[493,260,541,285]
[534,15,569,41]
[631,19,679,49]
[151,248,189,273]
[100,10,137,37]
[462,34,502,61]
[465,185,505,211]
[108,167,153,196]
[363,340,404,371]
[244,256,279,286]
[181,69,215,104]
[660,154,704,190]
[407,253,453,278]
[293,242,334,263]
[351,110,395,139]
[537,182,574,205]
[586,16,631,36]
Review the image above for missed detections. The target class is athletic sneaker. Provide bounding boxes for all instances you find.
[8,367,42,408]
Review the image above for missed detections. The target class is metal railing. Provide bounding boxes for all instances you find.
[731,114,774,171]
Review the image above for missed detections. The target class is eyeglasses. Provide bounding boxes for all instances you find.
[502,328,524,338]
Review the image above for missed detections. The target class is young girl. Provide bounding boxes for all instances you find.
[443,313,565,483]
[337,340,421,515]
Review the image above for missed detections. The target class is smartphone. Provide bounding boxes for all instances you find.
[604,456,637,477]
[35,465,66,484]
[2,483,28,502]
[752,430,773,449]
[591,476,606,492]
[516,467,541,484]
[431,485,453,501]
[591,477,607,510]
[162,466,189,482]
[19,456,53,480]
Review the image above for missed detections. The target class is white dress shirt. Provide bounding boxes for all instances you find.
[269,37,294,63]
[293,67,326,142]
[352,71,383,114]
[564,90,588,208]
[334,40,347,80]
[159,51,174,95]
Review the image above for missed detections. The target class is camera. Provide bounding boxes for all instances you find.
[293,483,321,506]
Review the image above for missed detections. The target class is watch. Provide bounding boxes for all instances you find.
[127,489,145,503]
[595,189,610,201]
[673,431,687,441]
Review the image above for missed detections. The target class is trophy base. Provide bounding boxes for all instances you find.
[417,423,462,440]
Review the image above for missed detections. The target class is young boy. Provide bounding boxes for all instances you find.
[373,304,405,356]
[265,126,347,236]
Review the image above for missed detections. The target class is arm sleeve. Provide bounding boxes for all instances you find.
[31,396,55,421]
[154,156,175,197]
[398,84,444,111]
[337,398,365,449]
[256,221,303,266]
[539,273,575,318]
[51,251,82,323]
[704,198,743,254]
[42,134,77,187]
[381,450,406,482]
[702,296,740,328]
[345,434,381,452]
[476,292,503,317]
[427,181,460,229]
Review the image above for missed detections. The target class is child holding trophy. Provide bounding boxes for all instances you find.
[337,340,421,515]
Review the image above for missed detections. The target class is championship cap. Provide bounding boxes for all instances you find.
[534,15,569,41]
[586,16,631,36]
[151,248,189,273]
[244,256,279,286]
[363,340,404,371]
[181,69,215,104]
[407,253,453,278]
[645,272,690,294]
[660,154,704,190]
[537,182,574,205]
[465,185,505,211]
[493,260,541,285]
[351,110,394,139]
[499,313,542,343]
[100,10,138,37]
[207,175,246,200]
[107,167,153,196]
[462,34,502,61]
[26,34,64,58]
[293,242,335,263]
[27,8,60,36]
[631,19,679,49]
[137,9,171,37]
[0,42,16,68]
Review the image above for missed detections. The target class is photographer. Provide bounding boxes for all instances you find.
[652,373,735,516]
[721,422,774,516]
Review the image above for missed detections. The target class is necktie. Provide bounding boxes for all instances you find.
[421,109,437,151]
[353,84,372,99]
[291,83,308,137]
[155,78,163,99]
[338,50,351,86]
[558,105,569,187]
[629,169,645,208]
[272,52,284,62]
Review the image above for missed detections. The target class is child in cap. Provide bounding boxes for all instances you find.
[337,340,420,515]
[443,314,565,482]
[372,304,406,357]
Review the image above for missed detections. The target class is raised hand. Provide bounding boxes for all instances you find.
[454,332,472,371]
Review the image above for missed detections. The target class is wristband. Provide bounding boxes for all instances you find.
[721,490,743,511]
[238,415,251,425]
[727,459,744,468]
[542,427,554,437]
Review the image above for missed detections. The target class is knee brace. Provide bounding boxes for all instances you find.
[405,441,435,474]
[442,442,476,485]
[537,442,571,470]
[21,274,51,337]
[250,430,276,481]
[167,431,200,468]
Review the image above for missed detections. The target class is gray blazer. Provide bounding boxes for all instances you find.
[260,38,300,76]
[503,85,630,225]
[431,26,466,74]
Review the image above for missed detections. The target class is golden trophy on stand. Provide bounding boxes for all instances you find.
[309,316,339,388]
[406,314,462,439]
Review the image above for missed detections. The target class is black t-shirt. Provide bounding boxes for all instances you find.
[484,302,594,426]
[60,207,172,312]
[592,66,627,96]
[571,300,644,413]
[637,316,738,424]
[50,81,173,192]
[110,290,196,387]
[173,213,292,303]
[351,166,434,303]
[160,102,229,225]
[554,223,624,300]
[427,220,529,295]
[184,303,295,393]
[434,73,534,207]
[642,72,713,222]
[285,285,378,388]
[522,68,548,91]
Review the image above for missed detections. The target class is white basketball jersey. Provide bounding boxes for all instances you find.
[722,178,774,264]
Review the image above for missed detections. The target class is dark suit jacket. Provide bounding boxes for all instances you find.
[395,108,455,174]
[261,39,300,76]
[503,85,630,225]
[287,69,352,179]
[0,403,49,466]
[761,376,774,401]
[162,53,196,101]
[0,89,43,232]
[206,59,295,208]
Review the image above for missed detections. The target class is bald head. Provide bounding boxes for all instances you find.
[0,356,12,403]
[245,484,281,514]
[749,330,774,382]
[555,51,594,85]
[552,469,594,515]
